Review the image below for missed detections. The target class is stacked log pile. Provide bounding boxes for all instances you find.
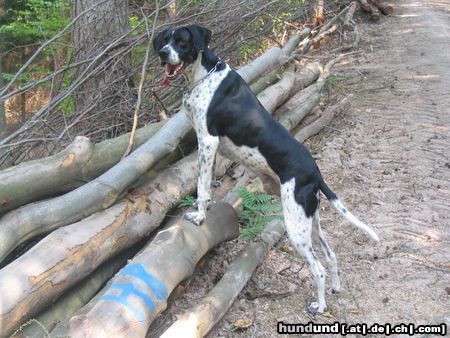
[358,0,394,21]
[0,4,363,337]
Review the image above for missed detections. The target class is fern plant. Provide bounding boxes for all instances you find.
[178,195,196,208]
[238,187,283,239]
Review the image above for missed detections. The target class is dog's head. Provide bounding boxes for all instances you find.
[153,25,212,85]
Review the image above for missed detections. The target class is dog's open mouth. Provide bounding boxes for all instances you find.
[162,62,185,86]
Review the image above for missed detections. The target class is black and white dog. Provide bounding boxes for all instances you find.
[153,25,379,314]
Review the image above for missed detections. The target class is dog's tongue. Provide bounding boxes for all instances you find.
[161,63,175,87]
[162,73,170,87]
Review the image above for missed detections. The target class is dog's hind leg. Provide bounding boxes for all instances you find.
[312,211,340,294]
[281,178,327,313]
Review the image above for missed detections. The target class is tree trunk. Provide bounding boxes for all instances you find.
[15,248,138,337]
[0,112,191,263]
[161,219,285,338]
[314,0,325,26]
[379,3,394,15]
[66,203,239,337]
[0,152,200,337]
[71,0,134,129]
[0,121,166,216]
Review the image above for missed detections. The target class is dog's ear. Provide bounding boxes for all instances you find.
[153,28,170,53]
[185,25,212,53]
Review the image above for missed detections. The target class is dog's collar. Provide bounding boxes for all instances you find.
[184,58,223,94]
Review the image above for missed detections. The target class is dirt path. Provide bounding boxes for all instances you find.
[151,1,449,336]
[209,0,450,336]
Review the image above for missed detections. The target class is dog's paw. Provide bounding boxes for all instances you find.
[307,302,326,314]
[331,286,340,294]
[185,211,205,226]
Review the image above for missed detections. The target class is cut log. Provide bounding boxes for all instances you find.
[238,47,283,84]
[64,203,239,337]
[359,0,371,12]
[256,64,296,113]
[0,122,166,216]
[343,1,359,30]
[299,5,351,54]
[160,218,285,338]
[280,86,321,131]
[14,248,138,337]
[0,153,199,337]
[379,3,394,15]
[295,95,352,142]
[250,28,312,94]
[369,2,381,21]
[0,112,191,262]
[282,28,311,57]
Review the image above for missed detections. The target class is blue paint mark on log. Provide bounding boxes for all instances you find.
[118,264,168,300]
[99,263,169,321]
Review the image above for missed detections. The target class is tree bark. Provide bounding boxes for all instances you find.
[343,1,359,30]
[160,218,285,338]
[295,95,352,142]
[249,28,312,94]
[359,0,371,12]
[15,248,138,337]
[369,2,381,20]
[0,152,200,337]
[0,121,166,216]
[71,0,134,125]
[0,112,191,262]
[379,3,394,15]
[66,203,239,337]
[238,47,283,84]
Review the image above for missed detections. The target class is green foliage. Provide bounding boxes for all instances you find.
[239,37,268,63]
[323,75,349,90]
[0,0,70,45]
[238,187,283,239]
[178,195,197,208]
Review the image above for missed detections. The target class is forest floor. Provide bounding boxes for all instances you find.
[151,1,450,336]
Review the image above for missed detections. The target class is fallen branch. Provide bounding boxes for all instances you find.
[13,247,139,337]
[295,95,353,142]
[65,203,239,337]
[343,1,359,30]
[368,2,381,21]
[0,112,191,262]
[0,121,165,216]
[359,0,371,12]
[0,152,200,337]
[299,5,350,54]
[377,2,394,15]
[160,218,285,338]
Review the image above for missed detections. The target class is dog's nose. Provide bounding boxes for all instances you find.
[158,47,169,60]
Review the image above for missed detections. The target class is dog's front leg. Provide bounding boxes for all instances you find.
[185,134,219,225]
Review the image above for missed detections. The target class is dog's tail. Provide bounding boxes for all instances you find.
[319,180,380,242]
